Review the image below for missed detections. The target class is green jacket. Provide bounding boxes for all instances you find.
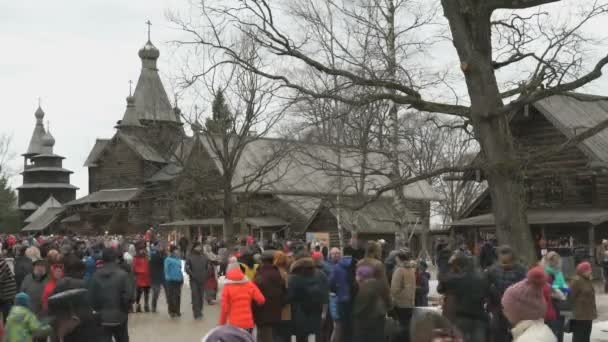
[5,305,52,342]
[545,265,568,290]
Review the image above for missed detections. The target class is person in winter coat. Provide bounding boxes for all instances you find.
[357,241,389,291]
[219,262,265,331]
[415,260,431,307]
[203,244,219,305]
[501,266,556,342]
[164,246,184,318]
[148,244,165,313]
[88,248,134,342]
[352,265,391,342]
[51,255,102,342]
[486,245,527,342]
[288,255,329,342]
[13,246,33,290]
[543,252,569,292]
[4,293,51,342]
[542,276,560,341]
[19,258,48,318]
[479,239,497,270]
[0,256,17,321]
[328,246,357,342]
[273,251,292,342]
[390,249,417,340]
[437,252,490,342]
[239,252,259,281]
[41,263,64,314]
[132,248,151,313]
[254,251,286,342]
[570,261,597,342]
[186,242,209,319]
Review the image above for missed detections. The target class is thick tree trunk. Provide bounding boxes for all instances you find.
[441,0,537,264]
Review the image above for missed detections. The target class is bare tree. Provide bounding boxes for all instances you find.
[169,0,608,263]
[167,35,293,243]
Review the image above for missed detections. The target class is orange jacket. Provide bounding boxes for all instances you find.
[219,265,265,329]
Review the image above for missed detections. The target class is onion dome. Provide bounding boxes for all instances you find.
[138,40,160,61]
[35,106,45,119]
[42,130,55,148]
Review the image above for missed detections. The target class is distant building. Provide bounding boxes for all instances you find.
[17,106,77,232]
[21,34,440,251]
[451,94,608,260]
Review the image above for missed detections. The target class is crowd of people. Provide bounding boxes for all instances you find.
[0,233,604,342]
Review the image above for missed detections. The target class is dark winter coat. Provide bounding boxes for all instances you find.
[436,247,452,275]
[88,262,134,325]
[415,271,431,307]
[149,249,165,285]
[353,278,391,332]
[486,262,527,310]
[51,277,103,342]
[20,272,48,315]
[288,258,329,336]
[186,252,209,284]
[13,256,33,290]
[253,263,286,325]
[437,270,490,322]
[479,242,497,269]
[570,275,597,321]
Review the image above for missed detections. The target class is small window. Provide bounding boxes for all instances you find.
[544,177,563,204]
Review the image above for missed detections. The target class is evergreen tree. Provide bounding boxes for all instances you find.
[0,172,19,233]
[206,90,233,134]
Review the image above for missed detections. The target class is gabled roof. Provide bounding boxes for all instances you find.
[534,94,608,162]
[84,139,110,167]
[325,198,418,234]
[85,133,166,167]
[450,208,608,227]
[25,195,63,223]
[67,188,140,206]
[116,132,166,163]
[19,202,39,211]
[146,163,183,182]
[22,207,65,232]
[199,135,441,200]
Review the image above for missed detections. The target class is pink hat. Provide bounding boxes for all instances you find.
[576,261,592,275]
[501,266,547,325]
[311,251,323,260]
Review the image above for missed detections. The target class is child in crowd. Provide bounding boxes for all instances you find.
[415,260,431,307]
[219,262,265,332]
[5,293,52,342]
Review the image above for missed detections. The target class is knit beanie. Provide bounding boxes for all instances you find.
[202,325,254,342]
[501,266,547,325]
[576,261,592,275]
[15,292,31,308]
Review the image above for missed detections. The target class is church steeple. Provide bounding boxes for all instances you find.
[40,122,55,154]
[23,104,47,157]
[131,21,180,124]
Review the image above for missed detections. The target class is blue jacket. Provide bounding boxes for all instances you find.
[164,255,183,282]
[329,256,354,303]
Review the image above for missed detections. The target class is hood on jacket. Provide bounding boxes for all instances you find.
[290,257,315,273]
[225,265,249,284]
[97,263,120,278]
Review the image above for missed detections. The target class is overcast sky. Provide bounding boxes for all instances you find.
[2,0,607,198]
[0,0,185,194]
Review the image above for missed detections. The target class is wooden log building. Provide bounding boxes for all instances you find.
[451,94,608,261]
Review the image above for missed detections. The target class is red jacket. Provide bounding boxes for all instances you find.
[543,283,557,321]
[133,255,151,288]
[219,265,265,329]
